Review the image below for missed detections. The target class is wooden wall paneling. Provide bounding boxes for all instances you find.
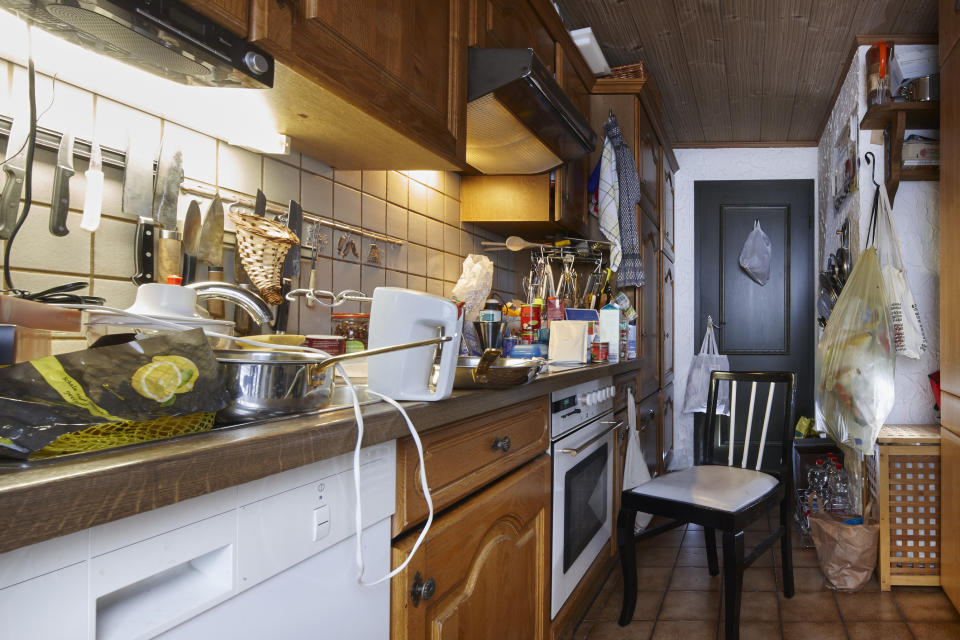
[721,0,766,141]
[638,214,661,400]
[942,51,960,396]
[674,0,732,141]
[940,0,960,64]
[760,0,813,141]
[474,0,556,71]
[892,0,938,32]
[788,0,861,140]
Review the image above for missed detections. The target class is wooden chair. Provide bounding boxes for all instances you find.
[617,371,796,640]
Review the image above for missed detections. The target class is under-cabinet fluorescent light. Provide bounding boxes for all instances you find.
[0,9,289,155]
[570,28,611,76]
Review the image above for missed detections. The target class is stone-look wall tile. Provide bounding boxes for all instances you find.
[263,158,300,204]
[302,156,333,178]
[361,194,386,234]
[333,184,361,226]
[302,172,333,218]
[385,241,407,272]
[100,165,126,220]
[361,265,385,294]
[444,172,461,200]
[407,244,426,276]
[218,143,261,196]
[443,195,460,227]
[426,248,443,276]
[362,171,387,200]
[426,278,443,296]
[408,180,427,214]
[94,97,161,152]
[27,148,84,210]
[10,208,90,274]
[334,169,362,190]
[444,225,461,257]
[34,75,95,142]
[359,236,386,268]
[333,230,360,263]
[426,218,444,250]
[386,171,408,207]
[443,281,455,297]
[386,270,406,289]
[407,212,427,245]
[163,123,217,185]
[386,204,407,239]
[92,217,137,278]
[332,260,361,313]
[407,274,426,291]
[9,270,89,300]
[444,253,462,282]
[426,187,445,221]
[91,278,136,309]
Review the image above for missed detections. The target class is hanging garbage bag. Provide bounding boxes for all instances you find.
[739,219,772,285]
[816,247,895,455]
[682,317,730,415]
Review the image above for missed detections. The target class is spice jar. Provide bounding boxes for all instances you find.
[331,313,369,353]
[866,41,890,108]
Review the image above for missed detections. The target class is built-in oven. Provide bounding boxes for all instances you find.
[549,376,618,619]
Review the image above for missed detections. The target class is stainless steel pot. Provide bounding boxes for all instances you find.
[215,336,450,423]
[899,74,939,102]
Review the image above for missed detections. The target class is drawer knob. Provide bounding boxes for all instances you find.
[491,436,511,453]
[410,571,436,607]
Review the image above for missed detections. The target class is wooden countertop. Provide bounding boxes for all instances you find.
[0,359,642,554]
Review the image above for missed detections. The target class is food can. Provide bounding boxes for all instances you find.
[591,341,609,363]
[519,331,537,344]
[305,334,346,355]
[520,304,541,330]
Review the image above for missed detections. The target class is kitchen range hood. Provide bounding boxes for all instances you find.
[467,48,596,174]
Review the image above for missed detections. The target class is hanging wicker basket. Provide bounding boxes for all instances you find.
[230,212,300,305]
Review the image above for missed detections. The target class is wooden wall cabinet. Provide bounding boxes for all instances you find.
[180,0,249,36]
[636,106,660,218]
[637,391,660,475]
[660,383,674,469]
[392,456,551,640]
[638,214,662,400]
[661,257,675,386]
[942,421,960,608]
[662,164,676,260]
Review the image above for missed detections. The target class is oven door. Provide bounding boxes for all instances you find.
[550,411,619,618]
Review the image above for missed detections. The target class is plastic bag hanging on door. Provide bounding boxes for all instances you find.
[739,220,772,285]
[869,183,927,359]
[682,317,731,415]
[816,247,895,455]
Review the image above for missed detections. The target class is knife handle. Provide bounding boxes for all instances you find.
[205,267,226,318]
[48,168,74,237]
[305,268,317,309]
[157,233,181,284]
[0,170,23,239]
[132,217,155,286]
[273,277,291,334]
[80,169,103,232]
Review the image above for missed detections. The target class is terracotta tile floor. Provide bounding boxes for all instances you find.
[574,512,959,640]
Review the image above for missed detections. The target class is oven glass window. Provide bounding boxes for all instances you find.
[563,442,608,573]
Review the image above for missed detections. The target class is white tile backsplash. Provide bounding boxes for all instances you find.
[92,217,136,278]
[333,184,361,226]
[163,123,217,185]
[361,194,386,234]
[301,172,333,218]
[11,208,90,273]
[386,171,408,207]
[218,142,261,195]
[263,158,300,204]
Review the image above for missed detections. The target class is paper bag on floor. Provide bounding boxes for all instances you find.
[623,389,653,533]
[809,509,879,592]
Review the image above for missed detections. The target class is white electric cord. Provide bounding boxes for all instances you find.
[59,304,434,585]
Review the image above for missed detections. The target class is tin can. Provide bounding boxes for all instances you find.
[502,335,516,356]
[519,331,537,344]
[520,304,541,330]
[591,341,609,363]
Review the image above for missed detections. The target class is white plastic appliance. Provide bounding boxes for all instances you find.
[366,287,463,401]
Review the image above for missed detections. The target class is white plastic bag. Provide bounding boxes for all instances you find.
[739,220,772,285]
[451,254,493,354]
[871,186,926,359]
[623,389,653,532]
[682,318,731,415]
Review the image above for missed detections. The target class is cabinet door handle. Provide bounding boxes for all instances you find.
[410,571,436,607]
[558,421,621,456]
[491,436,511,453]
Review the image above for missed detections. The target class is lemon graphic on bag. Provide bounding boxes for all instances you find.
[152,355,200,394]
[131,361,181,403]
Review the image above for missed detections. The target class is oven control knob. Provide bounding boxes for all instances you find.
[607,386,615,399]
[590,391,600,404]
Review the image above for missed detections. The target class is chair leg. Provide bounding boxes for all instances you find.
[704,527,719,576]
[617,508,638,626]
[721,530,744,640]
[780,496,795,598]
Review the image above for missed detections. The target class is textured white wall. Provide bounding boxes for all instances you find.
[671,148,820,469]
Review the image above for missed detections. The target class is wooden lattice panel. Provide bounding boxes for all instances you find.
[877,433,941,590]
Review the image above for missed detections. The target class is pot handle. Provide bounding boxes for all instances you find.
[317,335,453,371]
[472,348,502,384]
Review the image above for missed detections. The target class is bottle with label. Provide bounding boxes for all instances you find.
[478,299,502,322]
[866,41,890,108]
[598,303,621,364]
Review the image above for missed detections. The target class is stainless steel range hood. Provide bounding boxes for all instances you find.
[467,48,596,174]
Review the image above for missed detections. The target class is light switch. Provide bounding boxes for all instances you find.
[313,505,331,541]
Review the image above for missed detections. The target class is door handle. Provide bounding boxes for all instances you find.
[558,421,621,457]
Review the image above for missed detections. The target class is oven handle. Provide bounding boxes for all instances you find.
[557,420,622,457]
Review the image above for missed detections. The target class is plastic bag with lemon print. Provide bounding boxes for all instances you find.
[0,329,229,459]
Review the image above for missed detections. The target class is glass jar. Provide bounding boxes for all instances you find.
[866,41,890,108]
[331,313,370,353]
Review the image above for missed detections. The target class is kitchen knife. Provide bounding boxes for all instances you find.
[254,189,267,217]
[273,199,302,334]
[126,136,159,285]
[0,113,30,239]
[49,132,75,237]
[154,142,184,283]
[306,224,319,309]
[80,140,104,232]
[181,200,202,285]
[197,195,225,317]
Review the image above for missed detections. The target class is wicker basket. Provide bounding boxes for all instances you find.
[230,212,300,305]
[608,62,648,80]
[874,424,941,590]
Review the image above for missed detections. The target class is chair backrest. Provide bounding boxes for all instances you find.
[697,371,796,482]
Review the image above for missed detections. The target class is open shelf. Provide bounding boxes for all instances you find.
[858,101,940,201]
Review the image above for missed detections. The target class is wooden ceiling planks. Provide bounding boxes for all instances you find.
[555,0,937,145]
[722,0,767,141]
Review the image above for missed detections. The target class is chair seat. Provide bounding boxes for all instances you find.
[626,465,778,513]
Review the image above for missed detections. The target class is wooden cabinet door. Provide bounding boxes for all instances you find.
[638,214,661,400]
[942,0,960,64]
[943,52,960,397]
[471,0,555,72]
[554,47,591,236]
[250,0,467,167]
[662,164,676,260]
[392,456,550,640]
[180,0,249,36]
[637,391,660,476]
[942,423,960,610]
[636,106,659,221]
[660,383,674,469]
[661,255,675,386]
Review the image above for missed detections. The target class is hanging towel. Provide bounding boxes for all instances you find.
[623,388,653,533]
[604,116,643,286]
[598,135,622,271]
[587,156,601,217]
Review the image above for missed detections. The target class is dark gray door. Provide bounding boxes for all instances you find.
[695,180,814,469]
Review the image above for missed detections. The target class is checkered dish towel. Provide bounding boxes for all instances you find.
[598,135,622,271]
[604,116,644,286]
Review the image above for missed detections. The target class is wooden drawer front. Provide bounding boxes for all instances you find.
[394,397,549,536]
[614,371,640,412]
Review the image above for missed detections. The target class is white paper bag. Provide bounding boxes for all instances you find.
[682,319,731,415]
[623,389,653,533]
[739,220,772,285]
